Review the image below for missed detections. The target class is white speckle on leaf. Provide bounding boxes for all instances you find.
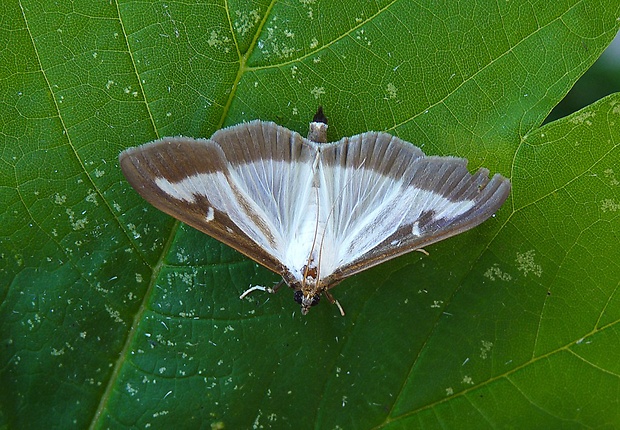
[309,37,318,49]
[604,168,619,186]
[179,310,196,318]
[105,305,124,323]
[446,387,454,395]
[601,199,620,212]
[516,250,542,277]
[126,383,138,396]
[95,282,110,295]
[127,223,141,239]
[462,375,474,385]
[355,29,371,46]
[570,110,595,126]
[484,264,512,282]
[258,26,297,58]
[207,29,232,53]
[54,193,67,205]
[386,82,397,99]
[123,86,139,98]
[178,271,195,286]
[480,340,493,359]
[51,348,65,356]
[85,189,98,205]
[26,314,40,330]
[175,249,189,263]
[234,9,261,36]
[66,208,88,230]
[252,410,263,429]
[310,86,325,99]
[299,0,315,18]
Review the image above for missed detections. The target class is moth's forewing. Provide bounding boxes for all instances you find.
[119,122,305,276]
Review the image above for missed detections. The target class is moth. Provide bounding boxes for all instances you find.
[119,108,510,315]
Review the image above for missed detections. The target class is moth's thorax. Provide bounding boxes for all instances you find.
[307,121,328,143]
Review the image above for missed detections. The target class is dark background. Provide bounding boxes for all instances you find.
[546,31,620,123]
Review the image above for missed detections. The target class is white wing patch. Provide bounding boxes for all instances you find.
[153,161,315,265]
[155,177,198,203]
[205,207,214,222]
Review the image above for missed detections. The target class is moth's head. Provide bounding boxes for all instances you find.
[293,290,320,315]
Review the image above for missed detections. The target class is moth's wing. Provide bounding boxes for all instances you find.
[318,132,511,283]
[119,120,315,275]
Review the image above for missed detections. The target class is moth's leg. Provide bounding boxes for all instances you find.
[271,279,286,292]
[416,248,429,256]
[324,290,345,317]
[239,279,285,300]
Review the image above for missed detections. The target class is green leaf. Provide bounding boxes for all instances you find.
[1,0,619,428]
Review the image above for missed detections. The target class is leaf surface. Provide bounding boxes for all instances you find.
[0,0,619,428]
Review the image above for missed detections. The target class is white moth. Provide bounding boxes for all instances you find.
[119,108,510,315]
